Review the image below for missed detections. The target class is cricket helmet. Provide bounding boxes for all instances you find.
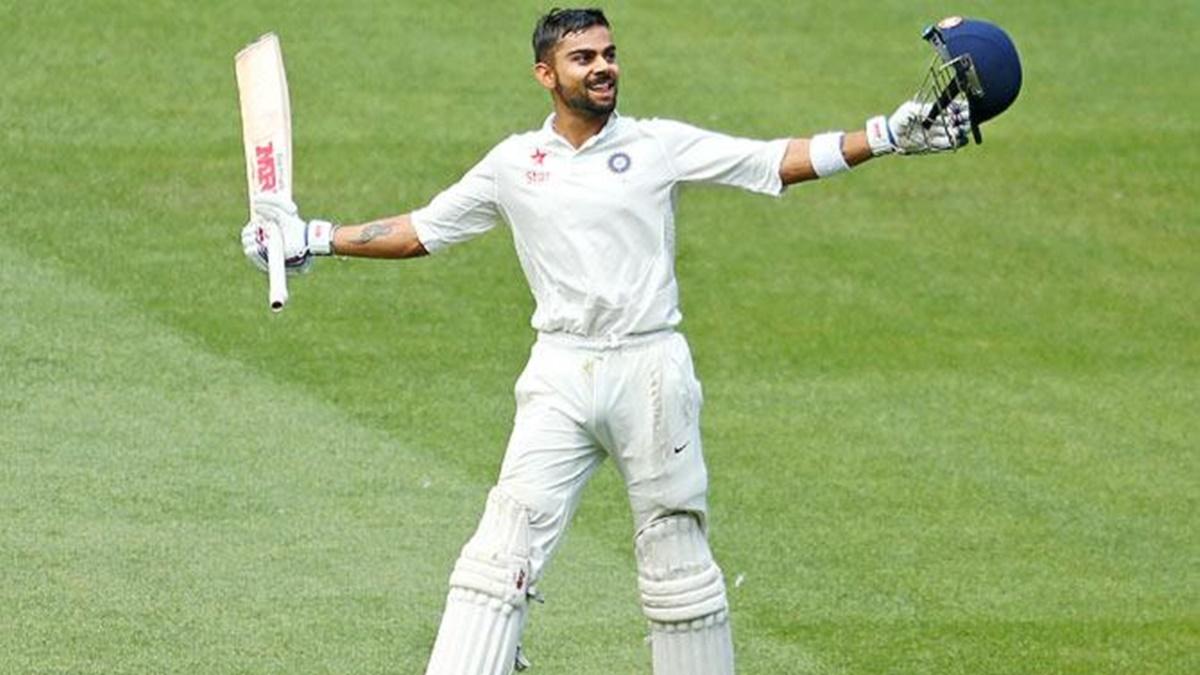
[919,16,1022,142]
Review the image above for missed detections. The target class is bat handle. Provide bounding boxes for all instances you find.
[265,221,289,312]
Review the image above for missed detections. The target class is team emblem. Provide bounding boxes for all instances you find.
[937,16,964,29]
[607,152,631,173]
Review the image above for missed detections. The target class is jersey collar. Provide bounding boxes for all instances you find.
[540,111,621,153]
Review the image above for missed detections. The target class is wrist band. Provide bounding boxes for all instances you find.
[308,219,335,256]
[809,132,850,178]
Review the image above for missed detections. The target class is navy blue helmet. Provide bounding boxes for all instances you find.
[920,17,1022,143]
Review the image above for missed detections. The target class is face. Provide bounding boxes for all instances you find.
[537,26,619,117]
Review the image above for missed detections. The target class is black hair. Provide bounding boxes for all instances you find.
[532,8,610,64]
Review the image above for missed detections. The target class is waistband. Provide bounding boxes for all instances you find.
[535,328,676,351]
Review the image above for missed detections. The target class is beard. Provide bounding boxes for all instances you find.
[557,73,618,117]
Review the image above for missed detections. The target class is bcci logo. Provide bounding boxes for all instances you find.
[607,152,631,174]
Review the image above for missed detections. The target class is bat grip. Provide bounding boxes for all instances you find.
[265,222,289,312]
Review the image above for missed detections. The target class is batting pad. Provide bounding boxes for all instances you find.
[635,514,734,675]
[425,489,534,675]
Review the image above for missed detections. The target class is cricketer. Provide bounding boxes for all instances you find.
[240,8,1019,674]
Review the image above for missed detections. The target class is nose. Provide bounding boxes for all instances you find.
[591,58,615,78]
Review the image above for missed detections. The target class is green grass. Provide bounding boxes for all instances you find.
[2,1,1197,673]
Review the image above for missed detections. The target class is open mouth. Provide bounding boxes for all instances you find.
[587,78,615,95]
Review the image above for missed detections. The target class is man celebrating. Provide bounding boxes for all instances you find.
[242,8,969,674]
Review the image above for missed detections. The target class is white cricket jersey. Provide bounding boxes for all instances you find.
[411,113,789,339]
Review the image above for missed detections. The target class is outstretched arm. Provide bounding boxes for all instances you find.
[779,131,874,185]
[330,214,428,259]
[241,149,497,280]
[241,198,428,277]
[779,99,970,186]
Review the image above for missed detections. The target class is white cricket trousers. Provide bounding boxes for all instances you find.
[423,330,723,675]
[499,329,710,581]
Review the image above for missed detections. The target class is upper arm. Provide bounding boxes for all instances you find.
[410,149,502,253]
[646,119,789,196]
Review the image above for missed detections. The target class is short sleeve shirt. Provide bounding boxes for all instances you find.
[411,113,788,338]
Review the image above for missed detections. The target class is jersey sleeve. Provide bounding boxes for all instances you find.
[646,119,789,196]
[410,149,502,253]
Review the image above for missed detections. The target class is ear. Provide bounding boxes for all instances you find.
[533,61,556,92]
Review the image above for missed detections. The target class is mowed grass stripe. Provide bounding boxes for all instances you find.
[0,247,445,672]
[701,369,1197,672]
[0,248,652,673]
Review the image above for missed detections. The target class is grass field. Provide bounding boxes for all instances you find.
[2,1,1197,673]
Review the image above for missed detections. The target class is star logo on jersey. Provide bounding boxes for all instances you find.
[531,148,547,166]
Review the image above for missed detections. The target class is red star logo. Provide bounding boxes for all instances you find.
[531,148,547,166]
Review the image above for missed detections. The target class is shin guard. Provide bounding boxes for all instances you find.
[636,514,734,675]
[425,489,535,675]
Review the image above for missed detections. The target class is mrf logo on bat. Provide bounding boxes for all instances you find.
[255,142,278,191]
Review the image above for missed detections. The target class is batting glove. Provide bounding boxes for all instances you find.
[240,194,335,275]
[866,99,970,156]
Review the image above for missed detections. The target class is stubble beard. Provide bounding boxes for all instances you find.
[558,79,617,118]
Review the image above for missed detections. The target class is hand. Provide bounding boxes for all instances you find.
[239,194,334,275]
[241,195,312,276]
[867,99,971,156]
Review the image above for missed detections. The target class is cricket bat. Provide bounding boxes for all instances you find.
[235,33,292,312]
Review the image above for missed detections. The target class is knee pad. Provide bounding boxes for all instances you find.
[449,487,536,609]
[635,513,734,675]
[635,513,728,623]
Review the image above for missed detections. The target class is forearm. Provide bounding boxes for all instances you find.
[331,214,428,258]
[779,130,874,186]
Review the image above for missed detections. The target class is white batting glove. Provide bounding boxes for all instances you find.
[239,194,335,275]
[866,99,970,156]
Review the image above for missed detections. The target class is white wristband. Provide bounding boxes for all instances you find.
[809,132,849,178]
[865,115,896,156]
[307,219,335,256]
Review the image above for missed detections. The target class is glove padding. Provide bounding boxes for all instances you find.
[867,99,971,156]
[240,194,333,275]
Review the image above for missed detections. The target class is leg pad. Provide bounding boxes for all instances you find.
[635,513,734,675]
[425,489,535,675]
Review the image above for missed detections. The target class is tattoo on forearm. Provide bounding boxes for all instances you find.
[351,222,393,245]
